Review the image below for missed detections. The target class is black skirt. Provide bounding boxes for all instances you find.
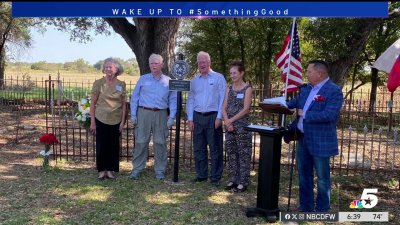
[95,118,120,172]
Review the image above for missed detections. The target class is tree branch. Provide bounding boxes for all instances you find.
[103,18,138,53]
[0,18,13,51]
[344,82,367,100]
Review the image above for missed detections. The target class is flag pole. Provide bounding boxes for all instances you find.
[280,17,297,127]
[284,18,297,212]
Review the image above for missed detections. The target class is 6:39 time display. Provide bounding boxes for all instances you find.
[347,213,361,220]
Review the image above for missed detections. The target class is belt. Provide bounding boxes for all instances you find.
[139,106,161,111]
[195,111,217,116]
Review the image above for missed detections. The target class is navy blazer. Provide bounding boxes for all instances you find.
[287,79,343,157]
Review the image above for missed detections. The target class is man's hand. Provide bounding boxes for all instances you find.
[215,118,222,129]
[131,116,137,125]
[188,121,194,131]
[297,109,303,117]
[167,117,175,129]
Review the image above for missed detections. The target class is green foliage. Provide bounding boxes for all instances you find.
[63,58,94,73]
[178,18,292,88]
[364,18,400,81]
[43,18,110,43]
[122,58,140,76]
[1,2,43,81]
[302,18,357,62]
[388,178,399,189]
[0,2,37,48]
[30,61,63,71]
[181,17,400,91]
[93,60,103,70]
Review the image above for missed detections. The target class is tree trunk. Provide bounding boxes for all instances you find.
[212,20,227,77]
[262,22,276,99]
[0,15,13,89]
[233,18,245,65]
[0,48,5,88]
[329,18,382,87]
[369,67,379,113]
[104,18,181,76]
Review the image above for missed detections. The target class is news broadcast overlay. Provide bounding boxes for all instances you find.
[12,2,388,18]
[280,212,388,222]
[281,188,389,222]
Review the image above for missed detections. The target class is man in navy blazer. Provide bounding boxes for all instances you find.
[287,60,343,212]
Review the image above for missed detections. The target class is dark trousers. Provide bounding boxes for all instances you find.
[193,112,223,182]
[296,137,331,212]
[95,118,120,172]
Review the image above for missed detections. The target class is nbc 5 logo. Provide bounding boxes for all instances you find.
[349,188,378,209]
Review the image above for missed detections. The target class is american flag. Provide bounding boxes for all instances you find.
[275,21,302,93]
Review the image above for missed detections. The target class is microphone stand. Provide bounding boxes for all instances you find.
[287,84,305,211]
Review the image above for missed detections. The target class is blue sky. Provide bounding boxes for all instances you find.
[18,25,135,65]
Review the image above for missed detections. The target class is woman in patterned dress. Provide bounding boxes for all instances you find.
[222,61,253,192]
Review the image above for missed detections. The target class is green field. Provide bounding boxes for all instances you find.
[2,67,140,101]
[5,66,140,87]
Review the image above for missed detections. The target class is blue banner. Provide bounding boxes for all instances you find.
[12,2,388,18]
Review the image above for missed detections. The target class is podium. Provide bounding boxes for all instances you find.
[245,126,284,221]
[258,102,294,115]
[244,103,292,221]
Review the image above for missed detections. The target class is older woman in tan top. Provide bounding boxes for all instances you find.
[90,58,126,180]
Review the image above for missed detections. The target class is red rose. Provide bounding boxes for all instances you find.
[39,133,59,145]
[314,95,325,102]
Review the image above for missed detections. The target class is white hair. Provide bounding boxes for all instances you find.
[197,51,211,63]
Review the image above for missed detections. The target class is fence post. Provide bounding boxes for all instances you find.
[389,92,394,132]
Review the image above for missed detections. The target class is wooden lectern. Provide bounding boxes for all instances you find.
[244,102,293,222]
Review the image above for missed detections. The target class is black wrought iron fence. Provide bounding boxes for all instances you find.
[1,76,399,177]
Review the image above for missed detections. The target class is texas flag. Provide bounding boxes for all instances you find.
[373,38,400,92]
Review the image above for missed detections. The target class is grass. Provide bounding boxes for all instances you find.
[0,159,272,225]
[1,95,399,225]
[0,151,398,225]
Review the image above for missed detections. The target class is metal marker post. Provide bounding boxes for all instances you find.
[171,53,190,182]
[173,63,182,182]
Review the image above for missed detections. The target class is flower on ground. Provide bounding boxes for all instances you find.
[39,133,60,145]
[38,133,59,169]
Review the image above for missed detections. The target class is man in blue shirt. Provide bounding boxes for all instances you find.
[186,51,227,186]
[287,60,343,212]
[130,53,177,180]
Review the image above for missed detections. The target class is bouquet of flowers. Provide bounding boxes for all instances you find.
[75,96,91,129]
[39,133,59,169]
